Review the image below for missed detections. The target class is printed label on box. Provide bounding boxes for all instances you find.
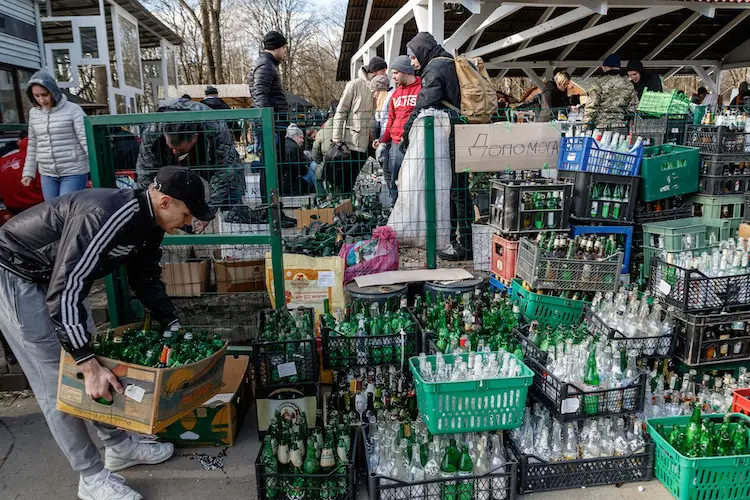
[277,362,298,378]
[317,271,335,287]
[125,384,146,403]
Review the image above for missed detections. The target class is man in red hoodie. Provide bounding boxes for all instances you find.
[375,55,421,202]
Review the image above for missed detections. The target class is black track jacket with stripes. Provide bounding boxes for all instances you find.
[0,188,179,364]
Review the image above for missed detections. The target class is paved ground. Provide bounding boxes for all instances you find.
[0,394,674,500]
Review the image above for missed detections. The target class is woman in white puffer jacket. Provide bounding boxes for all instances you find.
[21,70,90,200]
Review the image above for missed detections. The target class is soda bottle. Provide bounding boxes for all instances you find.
[457,445,474,500]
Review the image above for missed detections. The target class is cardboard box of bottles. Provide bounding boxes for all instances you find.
[162,260,210,297]
[157,355,251,446]
[295,198,352,229]
[214,259,265,293]
[56,324,227,435]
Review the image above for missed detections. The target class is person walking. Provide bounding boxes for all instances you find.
[0,166,216,500]
[583,54,637,130]
[21,70,90,200]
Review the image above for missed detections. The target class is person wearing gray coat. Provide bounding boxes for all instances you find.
[21,70,90,200]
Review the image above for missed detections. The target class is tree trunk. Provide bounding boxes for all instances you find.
[200,0,217,83]
[211,0,224,84]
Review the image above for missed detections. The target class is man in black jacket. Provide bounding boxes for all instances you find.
[402,32,471,261]
[0,166,215,500]
[626,60,663,99]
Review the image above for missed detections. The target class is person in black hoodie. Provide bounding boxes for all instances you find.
[402,32,471,261]
[626,60,662,99]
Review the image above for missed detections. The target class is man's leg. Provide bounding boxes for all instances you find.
[389,144,405,204]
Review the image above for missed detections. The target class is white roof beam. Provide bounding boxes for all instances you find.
[414,0,444,44]
[663,10,750,79]
[558,14,602,62]
[467,6,593,59]
[580,19,649,79]
[498,7,557,79]
[359,0,375,49]
[645,11,702,61]
[522,68,546,89]
[484,59,719,69]
[457,0,481,15]
[350,0,422,65]
[692,65,717,94]
[443,1,503,53]
[489,6,678,63]
[478,4,523,31]
[384,24,404,66]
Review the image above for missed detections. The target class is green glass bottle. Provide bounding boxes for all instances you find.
[717,415,733,456]
[319,430,335,473]
[668,425,685,454]
[698,420,715,457]
[322,299,336,330]
[440,448,458,500]
[457,445,474,500]
[303,438,319,477]
[261,435,280,499]
[583,348,601,415]
[731,421,748,456]
[684,405,702,453]
[601,185,612,218]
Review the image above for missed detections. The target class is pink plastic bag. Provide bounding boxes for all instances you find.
[339,226,399,281]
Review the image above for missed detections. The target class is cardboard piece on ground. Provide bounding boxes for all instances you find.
[157,355,251,447]
[57,323,226,435]
[353,269,474,288]
[739,223,750,239]
[296,198,353,228]
[162,260,210,297]
[454,122,561,172]
[214,259,265,293]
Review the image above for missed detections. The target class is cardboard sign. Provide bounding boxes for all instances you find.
[454,122,561,172]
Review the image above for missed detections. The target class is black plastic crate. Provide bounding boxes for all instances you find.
[513,325,549,365]
[649,257,750,314]
[520,353,646,422]
[489,178,573,234]
[254,308,319,389]
[685,124,750,156]
[254,430,357,500]
[508,437,654,494]
[673,308,750,367]
[698,174,750,195]
[321,311,420,369]
[558,170,640,224]
[699,154,750,176]
[633,200,694,248]
[584,305,675,358]
[362,427,517,500]
[665,115,689,145]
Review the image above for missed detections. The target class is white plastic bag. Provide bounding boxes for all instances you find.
[387,109,452,250]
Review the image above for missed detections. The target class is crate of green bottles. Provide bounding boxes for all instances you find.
[255,307,318,389]
[639,144,700,202]
[320,300,420,370]
[409,352,533,434]
[558,170,640,224]
[488,178,573,234]
[254,425,358,500]
[515,236,623,292]
[647,412,750,500]
[510,278,590,329]
[362,426,518,500]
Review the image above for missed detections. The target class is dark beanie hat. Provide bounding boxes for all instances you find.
[626,60,644,73]
[603,54,621,68]
[264,31,287,50]
[365,56,388,73]
[205,85,218,95]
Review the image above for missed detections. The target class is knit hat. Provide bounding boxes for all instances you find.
[287,123,304,140]
[263,31,288,50]
[365,56,388,73]
[602,54,621,68]
[205,85,218,95]
[625,60,644,73]
[369,75,390,92]
[390,55,414,75]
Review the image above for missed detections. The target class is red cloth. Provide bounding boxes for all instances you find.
[0,138,44,213]
[380,77,422,144]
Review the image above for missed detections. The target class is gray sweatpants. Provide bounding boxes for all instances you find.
[0,267,128,477]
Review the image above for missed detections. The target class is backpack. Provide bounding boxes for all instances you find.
[435,52,497,123]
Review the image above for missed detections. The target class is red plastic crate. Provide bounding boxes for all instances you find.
[732,388,750,416]
[491,234,519,284]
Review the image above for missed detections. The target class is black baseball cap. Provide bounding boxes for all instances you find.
[153,166,216,221]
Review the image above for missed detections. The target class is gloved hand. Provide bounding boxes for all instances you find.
[399,138,409,154]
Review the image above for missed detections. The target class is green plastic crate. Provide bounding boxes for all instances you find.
[642,217,730,272]
[646,413,750,500]
[689,193,745,234]
[409,352,533,434]
[638,90,692,116]
[510,278,590,328]
[640,145,700,202]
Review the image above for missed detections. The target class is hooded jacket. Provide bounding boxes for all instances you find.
[633,72,663,99]
[0,188,178,363]
[24,70,89,179]
[250,51,289,114]
[403,32,460,143]
[332,67,376,153]
[381,77,422,144]
[135,98,245,208]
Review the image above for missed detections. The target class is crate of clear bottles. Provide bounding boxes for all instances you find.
[488,178,573,234]
[672,307,750,367]
[320,300,420,370]
[361,426,517,500]
[508,411,654,493]
[557,136,644,176]
[515,236,623,293]
[254,427,358,500]
[557,170,640,224]
[685,123,750,157]
[254,307,319,389]
[410,351,533,434]
[647,412,750,500]
[584,301,676,358]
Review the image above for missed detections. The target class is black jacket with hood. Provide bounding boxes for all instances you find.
[250,51,289,114]
[0,188,179,364]
[633,72,663,99]
[402,32,460,147]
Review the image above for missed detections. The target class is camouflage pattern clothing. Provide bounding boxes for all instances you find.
[583,70,638,129]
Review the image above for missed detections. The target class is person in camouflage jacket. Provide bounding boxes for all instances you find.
[135,98,245,210]
[583,54,637,129]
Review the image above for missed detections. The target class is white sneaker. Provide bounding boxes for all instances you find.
[78,470,143,500]
[104,435,175,472]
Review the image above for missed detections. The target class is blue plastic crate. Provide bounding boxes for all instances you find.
[489,274,511,294]
[558,136,643,176]
[570,224,633,275]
